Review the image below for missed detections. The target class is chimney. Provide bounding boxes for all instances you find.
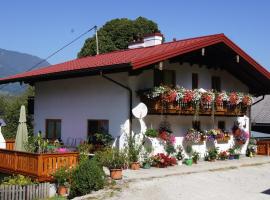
[128,33,163,49]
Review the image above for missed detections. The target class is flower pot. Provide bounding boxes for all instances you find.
[130,162,140,170]
[192,158,198,164]
[234,154,240,159]
[228,155,234,160]
[184,159,193,166]
[58,186,67,196]
[142,162,151,169]
[110,169,123,180]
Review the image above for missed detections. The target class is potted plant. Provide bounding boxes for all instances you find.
[52,166,71,196]
[142,146,153,169]
[176,145,185,165]
[95,148,126,180]
[126,135,142,170]
[206,147,219,161]
[228,148,235,160]
[184,145,193,166]
[192,151,200,164]
[145,129,158,138]
[218,151,228,160]
[234,146,241,159]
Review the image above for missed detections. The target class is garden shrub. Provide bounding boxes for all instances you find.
[1,175,34,186]
[69,159,105,198]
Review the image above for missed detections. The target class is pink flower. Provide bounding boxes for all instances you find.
[56,147,68,153]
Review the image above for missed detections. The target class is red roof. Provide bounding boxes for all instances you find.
[0,33,269,83]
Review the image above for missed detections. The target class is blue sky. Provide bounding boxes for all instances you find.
[1,0,270,70]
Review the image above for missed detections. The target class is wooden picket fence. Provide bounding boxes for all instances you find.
[0,182,50,200]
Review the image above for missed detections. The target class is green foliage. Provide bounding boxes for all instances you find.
[185,145,193,157]
[192,151,200,163]
[205,147,219,161]
[126,134,142,163]
[165,143,176,156]
[1,175,34,186]
[94,148,127,169]
[69,160,105,198]
[145,129,158,138]
[52,166,71,186]
[0,87,34,139]
[24,132,49,153]
[77,141,93,162]
[93,132,114,146]
[78,17,160,57]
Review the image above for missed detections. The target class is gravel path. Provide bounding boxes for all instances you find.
[109,163,270,200]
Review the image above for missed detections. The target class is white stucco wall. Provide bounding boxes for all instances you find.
[34,74,129,143]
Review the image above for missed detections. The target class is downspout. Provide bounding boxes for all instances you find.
[100,71,133,136]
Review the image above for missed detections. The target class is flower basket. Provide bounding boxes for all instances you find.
[216,136,230,143]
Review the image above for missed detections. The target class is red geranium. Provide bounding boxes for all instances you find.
[242,95,252,106]
[229,92,238,105]
[183,90,194,103]
[159,131,169,141]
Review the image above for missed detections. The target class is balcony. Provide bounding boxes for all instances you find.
[138,86,252,116]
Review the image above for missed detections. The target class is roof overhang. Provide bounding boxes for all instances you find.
[0,34,269,95]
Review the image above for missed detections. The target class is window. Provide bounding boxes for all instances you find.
[88,120,109,144]
[154,69,175,87]
[211,76,221,92]
[192,73,198,89]
[46,119,61,140]
[218,121,225,131]
[192,121,201,131]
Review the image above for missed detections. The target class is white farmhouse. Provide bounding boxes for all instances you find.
[0,33,269,155]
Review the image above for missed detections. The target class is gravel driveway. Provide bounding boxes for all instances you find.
[109,163,270,200]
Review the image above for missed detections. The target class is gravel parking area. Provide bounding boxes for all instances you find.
[108,159,270,200]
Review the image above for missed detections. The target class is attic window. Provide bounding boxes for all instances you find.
[154,69,175,87]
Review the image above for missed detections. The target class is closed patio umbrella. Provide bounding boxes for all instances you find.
[15,105,28,151]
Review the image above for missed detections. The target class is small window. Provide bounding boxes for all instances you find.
[212,76,221,92]
[46,119,61,140]
[192,73,198,89]
[88,120,109,144]
[154,69,175,87]
[192,121,201,131]
[218,121,225,131]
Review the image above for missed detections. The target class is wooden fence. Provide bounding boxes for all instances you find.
[257,140,270,156]
[0,149,79,181]
[0,182,50,200]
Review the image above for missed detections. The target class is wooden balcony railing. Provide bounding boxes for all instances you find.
[140,96,248,116]
[5,139,15,150]
[0,149,79,181]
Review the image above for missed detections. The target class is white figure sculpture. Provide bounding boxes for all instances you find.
[132,103,148,140]
[0,119,6,149]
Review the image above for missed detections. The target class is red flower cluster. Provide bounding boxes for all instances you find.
[159,131,169,141]
[152,153,177,167]
[215,94,223,105]
[183,90,194,103]
[164,90,177,103]
[201,93,213,104]
[229,92,238,105]
[242,95,252,106]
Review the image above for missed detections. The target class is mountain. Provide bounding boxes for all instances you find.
[0,48,50,94]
